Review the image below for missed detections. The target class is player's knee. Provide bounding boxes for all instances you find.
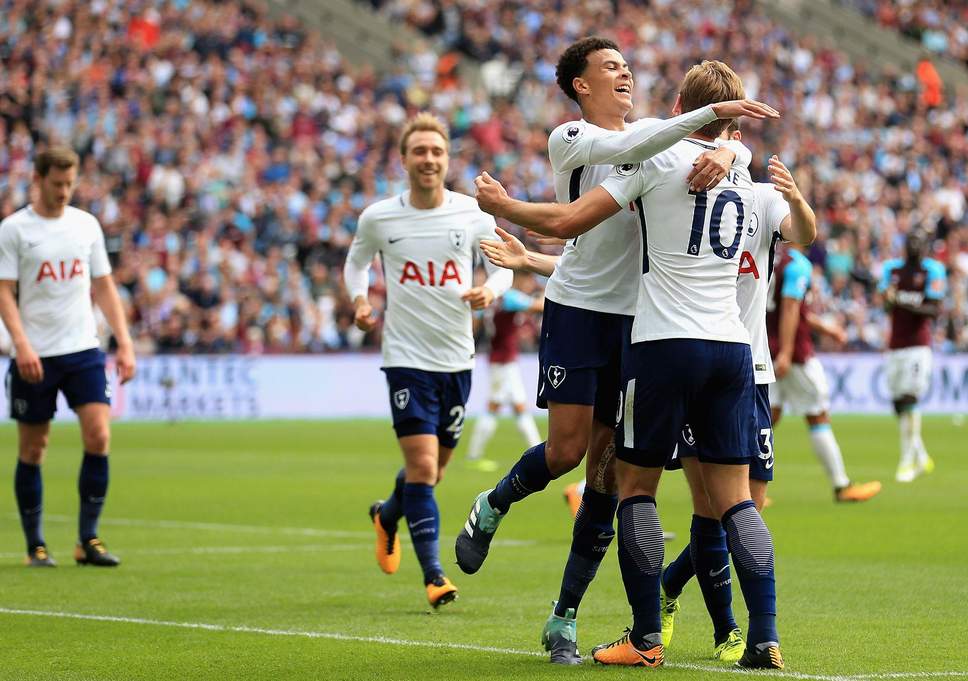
[82,425,111,455]
[19,437,48,465]
[544,438,585,477]
[805,412,829,427]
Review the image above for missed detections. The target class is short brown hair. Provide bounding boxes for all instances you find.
[399,112,450,156]
[34,146,80,177]
[679,61,745,138]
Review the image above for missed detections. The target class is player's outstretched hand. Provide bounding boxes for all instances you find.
[480,227,528,271]
[116,343,136,384]
[688,147,735,192]
[768,155,802,203]
[525,230,567,248]
[354,302,378,332]
[14,343,43,383]
[711,99,780,120]
[461,286,495,310]
[475,171,509,217]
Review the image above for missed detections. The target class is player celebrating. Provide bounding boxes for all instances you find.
[879,230,946,482]
[343,113,512,609]
[475,61,783,669]
[454,36,777,665]
[464,274,544,472]
[0,146,135,568]
[658,122,816,662]
[768,244,882,501]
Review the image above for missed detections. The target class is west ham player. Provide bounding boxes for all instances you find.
[768,244,882,502]
[0,147,135,567]
[464,274,544,472]
[474,61,783,669]
[343,113,512,608]
[878,230,946,482]
[453,36,777,664]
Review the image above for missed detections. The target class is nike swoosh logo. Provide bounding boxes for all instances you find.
[388,237,410,244]
[408,518,434,529]
[709,565,729,577]
[634,650,658,665]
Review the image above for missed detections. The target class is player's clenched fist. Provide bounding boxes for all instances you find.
[461,286,495,310]
[353,297,378,332]
[474,172,509,217]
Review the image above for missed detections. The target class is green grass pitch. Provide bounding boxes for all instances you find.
[1,415,966,680]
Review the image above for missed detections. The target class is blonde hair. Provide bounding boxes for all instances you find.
[399,112,450,156]
[679,61,746,138]
[34,146,80,177]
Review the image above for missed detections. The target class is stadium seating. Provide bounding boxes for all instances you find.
[0,0,964,353]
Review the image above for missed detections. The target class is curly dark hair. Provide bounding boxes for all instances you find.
[555,36,620,105]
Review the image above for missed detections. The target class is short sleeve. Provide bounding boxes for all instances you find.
[501,289,532,312]
[780,257,811,300]
[0,220,20,281]
[924,259,947,300]
[878,259,900,293]
[89,218,112,278]
[759,185,790,234]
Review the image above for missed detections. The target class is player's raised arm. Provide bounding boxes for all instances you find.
[343,210,380,331]
[479,227,559,277]
[769,156,817,245]
[475,172,621,239]
[553,100,777,174]
[463,217,514,310]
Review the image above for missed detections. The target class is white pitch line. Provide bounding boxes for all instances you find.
[0,544,370,559]
[0,607,962,680]
[29,514,534,548]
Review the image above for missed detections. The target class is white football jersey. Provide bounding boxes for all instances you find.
[601,138,754,344]
[545,107,719,315]
[344,190,512,372]
[0,205,111,358]
[739,183,790,384]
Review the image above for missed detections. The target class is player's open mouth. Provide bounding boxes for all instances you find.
[615,85,631,94]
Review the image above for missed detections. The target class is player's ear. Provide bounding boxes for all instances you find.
[671,94,682,116]
[573,76,590,98]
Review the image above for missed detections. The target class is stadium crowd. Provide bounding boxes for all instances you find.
[0,0,965,355]
[838,0,968,65]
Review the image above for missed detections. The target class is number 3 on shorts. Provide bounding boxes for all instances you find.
[759,428,774,469]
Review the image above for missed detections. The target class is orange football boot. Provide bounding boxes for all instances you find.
[426,576,458,609]
[563,483,582,518]
[368,501,401,574]
[835,480,882,503]
[592,630,664,667]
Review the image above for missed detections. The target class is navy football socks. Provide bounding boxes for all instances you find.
[617,495,664,647]
[488,442,552,513]
[689,515,739,643]
[722,500,778,649]
[660,541,695,600]
[402,482,443,584]
[78,453,109,543]
[15,460,44,551]
[379,468,406,532]
[555,488,617,616]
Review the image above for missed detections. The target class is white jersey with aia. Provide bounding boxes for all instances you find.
[0,205,111,358]
[344,190,511,373]
[737,183,791,384]
[601,137,754,345]
[545,107,720,315]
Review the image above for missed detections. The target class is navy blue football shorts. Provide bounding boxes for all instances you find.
[616,338,758,468]
[536,299,629,427]
[382,367,472,449]
[7,348,110,423]
[667,384,774,481]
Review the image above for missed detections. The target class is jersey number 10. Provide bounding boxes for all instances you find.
[686,189,745,260]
